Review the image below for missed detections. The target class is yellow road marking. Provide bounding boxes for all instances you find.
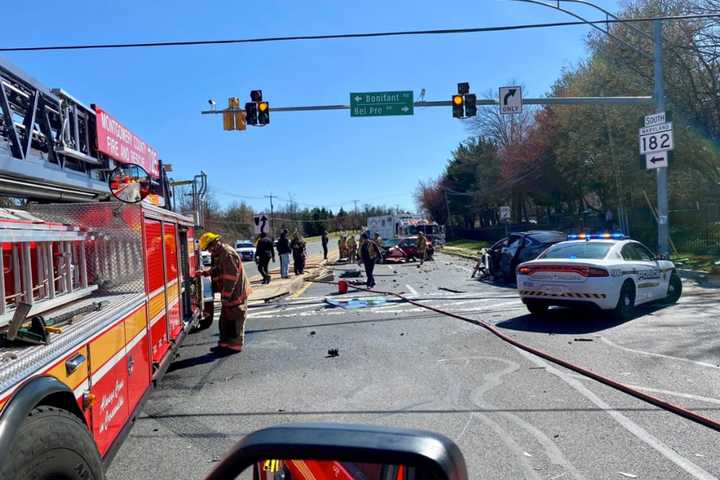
[292,280,313,299]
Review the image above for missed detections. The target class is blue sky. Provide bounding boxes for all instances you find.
[4,0,621,213]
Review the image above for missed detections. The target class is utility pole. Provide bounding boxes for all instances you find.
[353,200,359,230]
[654,20,669,258]
[265,194,275,238]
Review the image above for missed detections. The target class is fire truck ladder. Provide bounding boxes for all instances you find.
[0,208,96,329]
[0,58,116,202]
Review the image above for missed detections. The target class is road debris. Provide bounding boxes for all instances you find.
[309,330,316,336]
[438,287,465,293]
[326,348,339,358]
[618,472,637,478]
[340,270,362,278]
[325,296,388,309]
[574,338,594,342]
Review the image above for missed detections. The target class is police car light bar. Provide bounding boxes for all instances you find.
[567,232,627,241]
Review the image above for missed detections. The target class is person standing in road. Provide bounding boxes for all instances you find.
[276,229,292,279]
[373,233,384,263]
[347,234,357,263]
[338,234,347,260]
[416,231,428,267]
[291,231,307,275]
[255,232,275,284]
[359,232,381,288]
[198,232,251,353]
[321,229,329,260]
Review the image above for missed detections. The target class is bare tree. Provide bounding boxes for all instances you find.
[467,88,536,148]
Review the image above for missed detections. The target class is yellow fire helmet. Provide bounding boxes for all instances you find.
[199,232,221,250]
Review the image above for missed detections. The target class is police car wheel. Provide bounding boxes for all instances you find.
[666,272,682,303]
[613,281,636,320]
[0,406,104,480]
[525,300,549,316]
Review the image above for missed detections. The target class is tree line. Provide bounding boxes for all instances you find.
[194,191,398,244]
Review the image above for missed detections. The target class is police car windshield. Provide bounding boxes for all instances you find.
[540,242,613,260]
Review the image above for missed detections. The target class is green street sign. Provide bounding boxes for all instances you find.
[350,91,414,117]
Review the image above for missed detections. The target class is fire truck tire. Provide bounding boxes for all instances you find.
[0,405,104,480]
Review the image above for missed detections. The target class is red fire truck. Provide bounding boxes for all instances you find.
[0,59,209,479]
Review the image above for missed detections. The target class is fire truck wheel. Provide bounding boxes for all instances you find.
[0,405,104,480]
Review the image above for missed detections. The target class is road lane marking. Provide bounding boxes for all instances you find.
[405,284,418,296]
[291,281,314,299]
[513,347,718,480]
[565,373,720,406]
[600,337,719,370]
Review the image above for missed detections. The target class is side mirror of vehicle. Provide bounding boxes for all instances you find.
[204,423,468,480]
[108,163,152,203]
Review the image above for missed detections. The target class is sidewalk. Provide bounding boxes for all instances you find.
[247,250,338,304]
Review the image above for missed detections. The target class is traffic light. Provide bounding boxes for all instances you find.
[258,101,270,125]
[464,94,477,117]
[250,90,263,102]
[457,82,470,95]
[245,102,258,126]
[452,95,464,119]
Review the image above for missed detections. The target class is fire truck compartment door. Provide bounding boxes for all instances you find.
[164,223,182,340]
[144,218,170,364]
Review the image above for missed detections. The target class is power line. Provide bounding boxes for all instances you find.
[1,14,718,53]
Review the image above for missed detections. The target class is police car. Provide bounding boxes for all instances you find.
[516,233,682,319]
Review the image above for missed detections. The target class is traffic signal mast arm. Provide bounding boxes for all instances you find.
[203,95,652,115]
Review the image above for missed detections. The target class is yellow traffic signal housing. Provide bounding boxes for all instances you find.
[224,97,245,131]
[452,95,464,118]
[234,110,247,130]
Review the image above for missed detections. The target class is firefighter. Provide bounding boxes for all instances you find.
[373,233,384,263]
[347,234,357,263]
[359,232,381,288]
[416,231,428,266]
[198,232,251,353]
[338,234,347,261]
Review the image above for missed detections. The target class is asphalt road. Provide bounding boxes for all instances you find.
[242,238,327,279]
[107,253,720,480]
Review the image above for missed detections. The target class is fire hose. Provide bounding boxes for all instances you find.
[310,278,720,434]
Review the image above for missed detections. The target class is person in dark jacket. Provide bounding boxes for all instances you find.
[321,230,329,260]
[255,232,275,284]
[290,231,307,275]
[359,232,381,288]
[276,229,292,278]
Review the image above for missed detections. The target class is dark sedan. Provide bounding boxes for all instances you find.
[487,230,565,282]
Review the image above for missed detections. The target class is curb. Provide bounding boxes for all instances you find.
[440,248,479,261]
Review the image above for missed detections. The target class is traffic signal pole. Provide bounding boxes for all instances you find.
[654,20,669,258]
[201,95,652,116]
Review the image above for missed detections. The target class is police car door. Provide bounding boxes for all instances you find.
[633,242,667,300]
[626,243,662,304]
